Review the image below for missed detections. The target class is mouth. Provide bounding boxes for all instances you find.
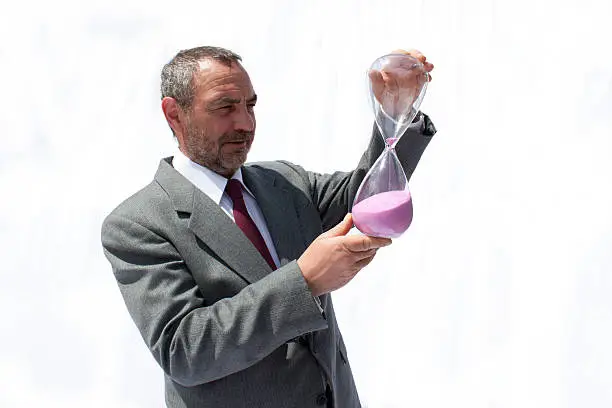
[224,137,251,146]
[225,140,248,147]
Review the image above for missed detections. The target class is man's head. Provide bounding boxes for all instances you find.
[161,46,256,177]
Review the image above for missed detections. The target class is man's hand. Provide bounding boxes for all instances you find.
[298,214,391,297]
[369,49,434,118]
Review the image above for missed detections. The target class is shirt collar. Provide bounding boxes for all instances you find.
[171,149,254,205]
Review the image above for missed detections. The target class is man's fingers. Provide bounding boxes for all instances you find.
[386,51,432,82]
[320,213,353,239]
[369,70,384,87]
[408,49,426,63]
[391,48,426,63]
[355,253,376,269]
[369,69,386,100]
[353,248,377,261]
[343,235,392,252]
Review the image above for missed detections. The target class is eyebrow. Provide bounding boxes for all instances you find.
[210,96,240,107]
[210,94,257,108]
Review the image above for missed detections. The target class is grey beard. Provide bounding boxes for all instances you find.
[183,128,250,176]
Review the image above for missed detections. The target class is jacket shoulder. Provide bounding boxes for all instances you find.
[102,180,174,232]
[246,160,310,190]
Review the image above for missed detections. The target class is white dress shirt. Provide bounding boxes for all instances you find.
[172,150,281,268]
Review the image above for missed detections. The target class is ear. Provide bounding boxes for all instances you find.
[161,97,187,145]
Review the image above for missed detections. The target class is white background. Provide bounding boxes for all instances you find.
[1,0,611,407]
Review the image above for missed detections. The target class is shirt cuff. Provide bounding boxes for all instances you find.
[313,295,325,317]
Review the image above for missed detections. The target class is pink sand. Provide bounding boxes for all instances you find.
[386,137,398,145]
[352,190,413,238]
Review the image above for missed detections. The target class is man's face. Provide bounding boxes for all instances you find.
[180,60,256,177]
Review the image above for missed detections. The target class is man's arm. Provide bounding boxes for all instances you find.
[287,113,436,232]
[102,214,327,387]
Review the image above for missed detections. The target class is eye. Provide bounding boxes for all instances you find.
[216,106,234,114]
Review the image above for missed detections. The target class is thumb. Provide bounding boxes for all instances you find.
[320,213,353,239]
[369,69,384,98]
[368,69,384,86]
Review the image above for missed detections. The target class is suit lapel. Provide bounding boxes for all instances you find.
[188,188,272,283]
[155,158,271,284]
[242,166,307,267]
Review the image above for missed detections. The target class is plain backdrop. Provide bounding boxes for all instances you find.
[1,0,611,407]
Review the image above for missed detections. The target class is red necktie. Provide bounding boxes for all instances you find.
[225,179,276,270]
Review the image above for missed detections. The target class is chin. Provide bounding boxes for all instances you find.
[222,157,248,172]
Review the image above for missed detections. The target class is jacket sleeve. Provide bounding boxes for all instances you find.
[286,112,436,231]
[101,214,327,387]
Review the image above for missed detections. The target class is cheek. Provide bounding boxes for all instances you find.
[193,119,225,144]
[212,119,235,137]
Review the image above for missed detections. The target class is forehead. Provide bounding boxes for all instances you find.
[193,60,254,100]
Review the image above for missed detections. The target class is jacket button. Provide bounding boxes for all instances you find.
[316,393,327,405]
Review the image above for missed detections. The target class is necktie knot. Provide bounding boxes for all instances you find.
[225,179,244,202]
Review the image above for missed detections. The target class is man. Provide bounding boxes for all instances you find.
[101,46,436,408]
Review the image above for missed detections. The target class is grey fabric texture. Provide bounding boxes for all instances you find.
[101,115,435,408]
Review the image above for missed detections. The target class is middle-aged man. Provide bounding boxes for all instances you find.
[101,46,436,408]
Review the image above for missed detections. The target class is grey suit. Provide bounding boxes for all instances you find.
[101,116,436,408]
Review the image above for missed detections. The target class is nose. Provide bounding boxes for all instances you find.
[233,104,255,133]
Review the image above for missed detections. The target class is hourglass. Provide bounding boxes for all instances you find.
[352,53,429,238]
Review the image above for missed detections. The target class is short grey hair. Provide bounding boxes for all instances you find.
[160,46,242,109]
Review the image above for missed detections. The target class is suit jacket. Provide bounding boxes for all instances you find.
[101,115,436,408]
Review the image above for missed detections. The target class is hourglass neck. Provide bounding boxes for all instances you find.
[385,137,399,149]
